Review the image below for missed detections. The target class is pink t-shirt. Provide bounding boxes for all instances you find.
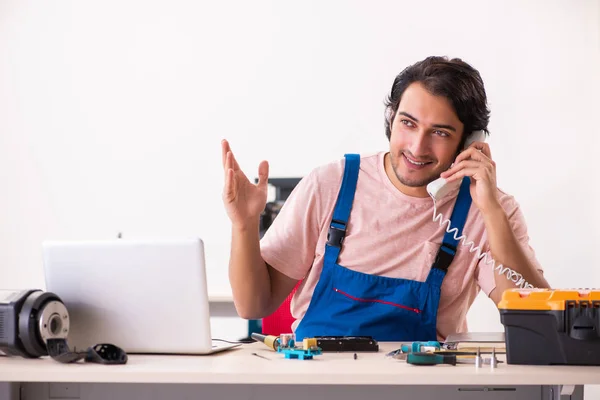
[260,152,543,341]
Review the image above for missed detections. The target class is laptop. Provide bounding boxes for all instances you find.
[42,238,240,355]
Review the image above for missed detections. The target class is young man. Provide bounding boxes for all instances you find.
[221,56,550,341]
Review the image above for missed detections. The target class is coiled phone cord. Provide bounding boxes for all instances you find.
[432,200,534,289]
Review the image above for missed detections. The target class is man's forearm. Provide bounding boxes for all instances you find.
[228,220,272,319]
[483,205,550,304]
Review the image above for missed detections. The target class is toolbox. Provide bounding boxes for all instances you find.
[499,288,600,365]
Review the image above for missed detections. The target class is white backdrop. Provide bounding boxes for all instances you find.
[1,0,599,341]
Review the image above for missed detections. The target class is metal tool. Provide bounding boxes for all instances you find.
[386,348,403,357]
[406,351,503,366]
[393,351,459,361]
[392,349,500,361]
[490,348,498,370]
[460,357,502,365]
[475,347,482,368]
[446,346,505,354]
[251,352,271,360]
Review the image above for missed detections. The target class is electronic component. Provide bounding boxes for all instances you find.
[0,289,127,364]
[313,336,378,352]
[0,289,69,358]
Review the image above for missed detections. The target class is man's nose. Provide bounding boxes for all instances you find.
[408,130,430,156]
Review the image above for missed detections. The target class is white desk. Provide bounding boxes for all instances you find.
[0,343,594,400]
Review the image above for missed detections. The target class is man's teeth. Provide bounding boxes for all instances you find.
[406,157,428,165]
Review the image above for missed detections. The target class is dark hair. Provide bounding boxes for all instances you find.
[384,56,490,148]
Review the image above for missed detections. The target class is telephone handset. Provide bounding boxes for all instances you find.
[425,130,534,289]
[426,130,487,201]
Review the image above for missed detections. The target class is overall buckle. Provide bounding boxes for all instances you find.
[327,220,346,248]
[433,244,456,272]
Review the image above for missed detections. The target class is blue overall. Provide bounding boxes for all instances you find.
[295,154,472,341]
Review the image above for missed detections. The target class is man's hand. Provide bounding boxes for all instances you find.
[440,142,500,215]
[441,141,551,302]
[221,139,269,228]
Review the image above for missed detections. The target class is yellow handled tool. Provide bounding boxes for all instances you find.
[251,333,281,351]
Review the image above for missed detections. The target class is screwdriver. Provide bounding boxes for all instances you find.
[407,352,503,366]
[407,352,459,365]
[400,341,442,353]
[250,333,281,351]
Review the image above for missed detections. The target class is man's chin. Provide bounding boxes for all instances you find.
[395,168,441,188]
[397,176,437,188]
[389,154,446,188]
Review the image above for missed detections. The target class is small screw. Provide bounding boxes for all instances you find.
[251,352,270,360]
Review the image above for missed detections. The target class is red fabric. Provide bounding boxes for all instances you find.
[262,282,300,336]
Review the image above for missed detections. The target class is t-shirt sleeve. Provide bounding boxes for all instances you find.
[260,168,325,281]
[476,196,544,296]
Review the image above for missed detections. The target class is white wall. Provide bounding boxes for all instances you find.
[1,0,599,349]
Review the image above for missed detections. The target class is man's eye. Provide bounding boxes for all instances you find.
[434,130,449,137]
[401,119,414,127]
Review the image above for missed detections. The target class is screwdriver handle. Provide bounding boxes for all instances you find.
[407,352,457,366]
[401,341,442,353]
[250,333,280,351]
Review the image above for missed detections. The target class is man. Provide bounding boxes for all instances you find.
[221,56,550,341]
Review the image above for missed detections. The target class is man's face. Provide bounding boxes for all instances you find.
[388,82,464,189]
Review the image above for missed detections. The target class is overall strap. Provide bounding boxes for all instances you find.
[428,177,473,283]
[323,154,360,265]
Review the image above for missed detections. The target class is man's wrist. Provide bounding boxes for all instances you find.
[482,200,504,220]
[233,218,260,234]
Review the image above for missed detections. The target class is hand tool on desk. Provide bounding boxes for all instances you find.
[399,341,505,354]
[251,352,271,360]
[475,347,483,368]
[406,352,503,366]
[386,340,505,359]
[393,350,488,361]
[386,341,441,358]
[389,348,504,361]
[407,352,459,366]
[490,348,498,370]
[251,333,281,351]
[400,341,442,353]
[446,346,506,354]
